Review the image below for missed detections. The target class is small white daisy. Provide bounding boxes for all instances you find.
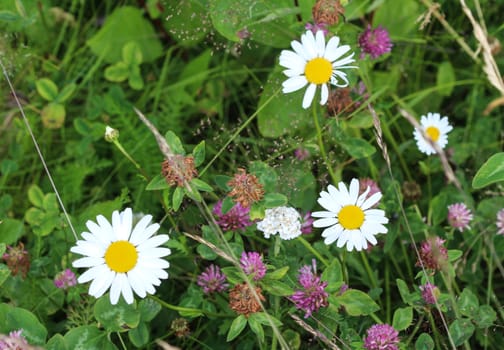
[312,179,388,252]
[279,30,357,109]
[413,112,453,155]
[257,206,302,240]
[70,208,170,305]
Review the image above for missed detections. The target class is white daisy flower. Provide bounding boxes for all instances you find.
[70,208,170,305]
[312,179,388,252]
[257,206,302,240]
[279,30,357,109]
[413,112,453,155]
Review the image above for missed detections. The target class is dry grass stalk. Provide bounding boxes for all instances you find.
[290,314,341,350]
[368,104,391,170]
[183,231,235,263]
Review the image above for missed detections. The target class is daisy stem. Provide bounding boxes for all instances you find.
[111,139,150,181]
[312,103,338,184]
[360,250,378,290]
[116,332,127,350]
[297,237,329,267]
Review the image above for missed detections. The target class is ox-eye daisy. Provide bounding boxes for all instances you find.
[71,208,170,305]
[413,112,453,155]
[279,30,357,109]
[312,178,388,251]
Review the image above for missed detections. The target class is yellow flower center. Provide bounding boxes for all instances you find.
[338,205,365,230]
[105,240,138,273]
[425,126,440,142]
[305,57,332,84]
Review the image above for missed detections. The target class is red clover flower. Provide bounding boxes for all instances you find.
[416,237,448,271]
[240,252,266,281]
[496,208,504,235]
[358,25,393,59]
[290,260,328,318]
[197,264,228,294]
[420,282,439,305]
[54,268,77,290]
[447,203,473,232]
[363,324,400,350]
[212,200,252,232]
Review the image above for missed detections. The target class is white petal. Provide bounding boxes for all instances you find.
[282,76,308,93]
[138,247,171,258]
[86,221,113,246]
[326,43,351,62]
[109,274,122,305]
[311,210,336,218]
[313,217,338,228]
[127,269,147,298]
[317,193,340,213]
[291,40,310,61]
[324,36,341,61]
[331,71,350,87]
[320,84,329,105]
[356,189,370,207]
[117,208,133,240]
[302,84,317,109]
[136,234,169,251]
[73,256,104,268]
[336,230,352,249]
[78,264,105,284]
[361,192,382,210]
[315,30,326,57]
[348,178,360,204]
[88,268,114,298]
[301,30,317,59]
[279,50,306,71]
[331,52,355,67]
[95,215,115,242]
[129,215,153,244]
[71,240,105,258]
[120,274,134,304]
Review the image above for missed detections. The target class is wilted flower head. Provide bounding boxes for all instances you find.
[301,212,314,234]
[171,318,190,338]
[402,181,421,202]
[363,324,399,350]
[240,252,266,281]
[327,87,356,115]
[54,268,77,289]
[212,200,252,231]
[197,264,228,294]
[161,155,198,187]
[420,282,440,305]
[290,260,328,318]
[312,0,345,26]
[447,203,473,232]
[496,209,504,235]
[0,329,30,350]
[2,242,30,278]
[227,168,264,207]
[358,25,393,59]
[416,237,448,271]
[257,206,303,240]
[229,282,265,318]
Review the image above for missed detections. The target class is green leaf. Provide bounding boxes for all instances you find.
[249,161,278,193]
[227,315,247,342]
[57,83,76,103]
[36,78,59,101]
[28,185,44,207]
[449,319,475,346]
[0,218,24,245]
[179,49,212,94]
[146,174,170,191]
[336,289,380,316]
[86,6,162,63]
[261,280,294,296]
[457,288,479,317]
[220,196,236,214]
[122,41,143,65]
[474,305,497,328]
[214,175,232,191]
[164,1,209,46]
[448,249,462,262]
[415,333,434,350]
[392,307,413,331]
[45,334,68,350]
[64,325,117,350]
[248,314,265,342]
[93,297,140,332]
[321,259,343,292]
[436,61,456,96]
[0,303,48,345]
[41,103,66,129]
[282,329,301,350]
[104,62,129,82]
[128,322,149,348]
[0,265,11,288]
[265,266,289,280]
[138,298,162,322]
[172,187,184,211]
[184,183,202,202]
[165,131,186,155]
[472,152,504,189]
[190,178,213,192]
[373,0,421,37]
[0,10,20,21]
[249,312,282,327]
[192,140,206,167]
[263,193,288,208]
[346,112,374,129]
[340,137,376,159]
[128,66,144,90]
[396,279,415,305]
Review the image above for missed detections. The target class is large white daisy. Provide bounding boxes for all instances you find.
[413,112,453,155]
[279,30,357,109]
[70,208,170,305]
[312,179,388,252]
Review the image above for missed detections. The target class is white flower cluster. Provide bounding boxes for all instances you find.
[257,206,302,240]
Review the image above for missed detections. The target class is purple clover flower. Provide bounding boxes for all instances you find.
[305,22,328,36]
[359,178,382,200]
[496,208,504,235]
[213,200,252,232]
[54,268,77,289]
[416,237,448,271]
[300,212,314,234]
[197,265,228,294]
[240,252,266,281]
[294,148,310,161]
[0,329,29,349]
[447,203,473,232]
[363,324,400,350]
[420,282,439,305]
[358,25,393,59]
[290,260,328,318]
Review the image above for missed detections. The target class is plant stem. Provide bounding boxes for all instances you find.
[297,236,329,267]
[312,103,338,184]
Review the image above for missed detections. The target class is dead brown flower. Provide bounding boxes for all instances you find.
[161,155,198,187]
[229,282,265,318]
[2,242,30,278]
[227,168,264,207]
[312,0,345,26]
[327,88,355,116]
